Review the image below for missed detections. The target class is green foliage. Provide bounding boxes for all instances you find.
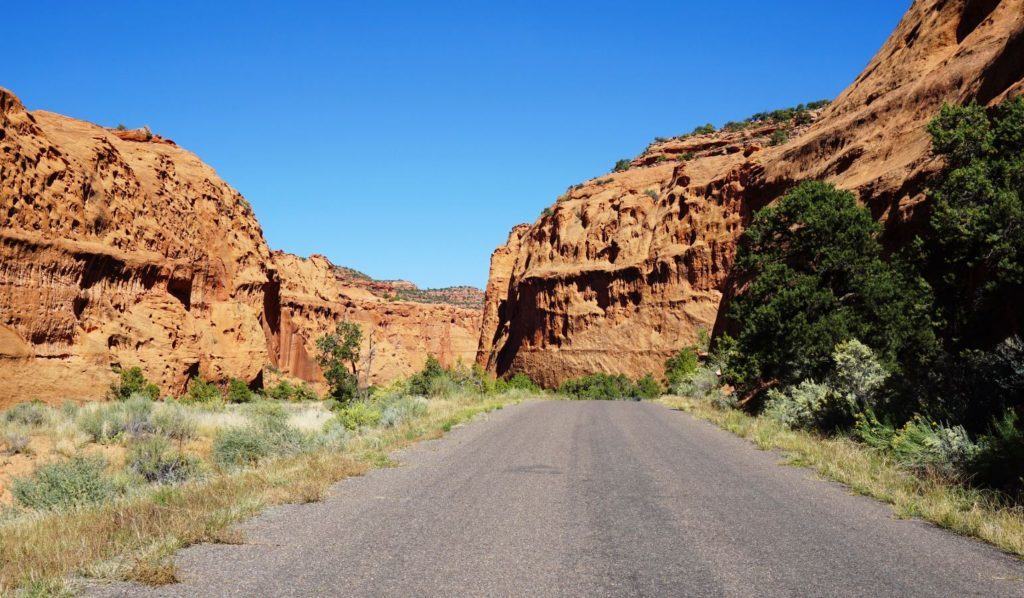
[107,367,160,402]
[2,424,31,455]
[829,339,888,412]
[558,373,644,400]
[541,207,553,218]
[723,181,936,395]
[12,456,116,510]
[3,401,51,427]
[635,374,663,399]
[317,321,363,402]
[679,152,696,161]
[765,380,847,431]
[77,395,155,443]
[226,379,254,404]
[970,410,1024,495]
[407,356,446,396]
[151,403,197,440]
[613,159,632,173]
[723,121,749,132]
[183,378,222,404]
[126,436,200,484]
[211,427,272,468]
[265,379,319,402]
[769,129,789,146]
[664,347,699,387]
[504,373,540,392]
[379,396,429,428]
[691,123,716,135]
[333,402,382,430]
[922,99,1024,346]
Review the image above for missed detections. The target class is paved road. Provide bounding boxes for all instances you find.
[90,401,1024,597]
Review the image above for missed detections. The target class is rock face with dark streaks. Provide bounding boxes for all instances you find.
[477,0,1024,386]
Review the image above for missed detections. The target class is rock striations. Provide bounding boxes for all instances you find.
[0,91,480,407]
[477,0,1024,386]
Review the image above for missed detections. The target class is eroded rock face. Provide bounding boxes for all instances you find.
[478,0,1024,386]
[269,252,480,388]
[0,89,480,406]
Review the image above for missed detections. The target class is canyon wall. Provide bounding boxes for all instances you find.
[0,90,480,407]
[478,0,1024,387]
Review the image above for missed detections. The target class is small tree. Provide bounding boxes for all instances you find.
[317,321,363,402]
[613,159,632,173]
[664,347,699,387]
[107,367,160,401]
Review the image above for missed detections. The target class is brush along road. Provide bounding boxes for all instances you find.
[89,401,1024,597]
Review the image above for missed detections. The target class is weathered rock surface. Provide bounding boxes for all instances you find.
[0,90,480,406]
[478,0,1024,386]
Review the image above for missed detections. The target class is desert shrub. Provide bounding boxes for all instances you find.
[679,152,696,161]
[380,396,429,428]
[664,347,699,387]
[635,374,663,399]
[183,378,222,404]
[151,402,197,440]
[558,373,640,400]
[226,379,254,404]
[293,383,319,402]
[407,356,446,397]
[127,436,200,484]
[265,379,296,401]
[3,401,51,427]
[505,373,540,392]
[77,395,154,443]
[318,418,353,450]
[889,417,979,480]
[723,181,937,397]
[12,456,116,510]
[691,123,715,135]
[828,339,888,412]
[108,367,160,402]
[613,159,632,173]
[211,427,272,468]
[2,424,31,455]
[769,129,789,146]
[334,402,383,431]
[969,410,1024,495]
[764,380,852,431]
[723,121,748,132]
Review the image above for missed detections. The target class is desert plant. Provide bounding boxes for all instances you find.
[226,379,254,404]
[77,395,154,443]
[127,436,200,484]
[970,410,1024,495]
[664,347,699,387]
[769,129,789,146]
[151,402,197,441]
[1,424,31,455]
[107,367,160,402]
[183,378,222,404]
[764,380,853,431]
[635,374,663,399]
[558,373,641,400]
[379,396,429,428]
[317,321,363,402]
[691,123,715,135]
[334,402,383,431]
[11,456,116,510]
[211,427,272,468]
[2,401,51,427]
[828,339,888,412]
[613,159,632,173]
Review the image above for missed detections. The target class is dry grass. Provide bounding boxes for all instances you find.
[0,393,525,593]
[658,395,1024,557]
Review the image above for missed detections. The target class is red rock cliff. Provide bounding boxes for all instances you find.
[0,90,481,406]
[477,0,1024,387]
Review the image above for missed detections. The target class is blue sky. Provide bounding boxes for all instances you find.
[6,1,910,288]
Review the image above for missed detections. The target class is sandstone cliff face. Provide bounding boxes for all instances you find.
[478,0,1024,386]
[0,89,480,406]
[269,252,480,388]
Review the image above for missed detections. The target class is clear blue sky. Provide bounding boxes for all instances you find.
[6,1,911,288]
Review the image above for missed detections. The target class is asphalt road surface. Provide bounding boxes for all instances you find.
[88,400,1024,597]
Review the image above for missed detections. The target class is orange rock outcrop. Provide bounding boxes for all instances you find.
[478,0,1024,386]
[0,90,480,407]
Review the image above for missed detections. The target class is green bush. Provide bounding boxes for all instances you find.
[764,380,852,431]
[108,367,160,402]
[3,401,51,427]
[408,356,446,396]
[127,436,200,484]
[505,373,540,392]
[380,396,429,428]
[828,339,887,412]
[635,374,663,399]
[152,402,197,440]
[212,427,272,468]
[723,181,936,397]
[12,456,116,510]
[317,321,363,402]
[613,159,632,173]
[334,402,383,430]
[970,410,1024,495]
[77,395,154,443]
[889,417,979,481]
[558,373,641,400]
[691,123,715,135]
[183,378,222,404]
[664,347,699,387]
[226,379,254,404]
[769,129,789,146]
